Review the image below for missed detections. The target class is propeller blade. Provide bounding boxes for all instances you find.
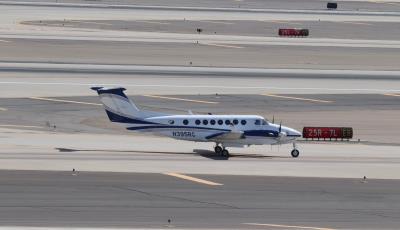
[272,115,275,124]
[279,122,282,133]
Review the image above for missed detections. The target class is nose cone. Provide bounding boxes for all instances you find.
[283,126,302,138]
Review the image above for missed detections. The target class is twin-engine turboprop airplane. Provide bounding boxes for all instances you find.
[91,87,302,157]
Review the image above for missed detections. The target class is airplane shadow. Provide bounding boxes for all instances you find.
[55,148,288,160]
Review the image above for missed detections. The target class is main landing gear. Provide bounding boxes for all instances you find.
[214,145,229,157]
[291,142,300,158]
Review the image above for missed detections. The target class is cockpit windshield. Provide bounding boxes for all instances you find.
[255,119,268,125]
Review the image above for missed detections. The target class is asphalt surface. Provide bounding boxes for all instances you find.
[0,170,399,229]
[0,0,400,228]
[8,0,400,12]
[1,39,400,70]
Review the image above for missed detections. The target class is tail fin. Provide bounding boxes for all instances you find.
[91,87,143,123]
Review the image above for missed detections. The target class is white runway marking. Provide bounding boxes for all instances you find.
[0,39,10,43]
[135,20,170,25]
[202,43,244,49]
[261,94,334,103]
[268,20,302,25]
[342,21,373,26]
[0,107,7,111]
[29,97,102,106]
[200,20,234,25]
[243,223,335,230]
[164,172,223,186]
[143,95,219,104]
[0,81,399,93]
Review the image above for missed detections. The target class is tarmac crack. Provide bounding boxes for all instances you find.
[114,186,239,209]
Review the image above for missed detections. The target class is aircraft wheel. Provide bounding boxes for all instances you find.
[221,149,230,157]
[291,149,300,158]
[214,146,223,155]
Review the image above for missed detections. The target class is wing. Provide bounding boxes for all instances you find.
[205,131,244,141]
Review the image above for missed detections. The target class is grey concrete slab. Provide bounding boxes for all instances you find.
[1,94,400,143]
[22,19,400,41]
[0,170,399,229]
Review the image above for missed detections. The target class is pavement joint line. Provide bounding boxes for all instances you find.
[135,20,170,25]
[243,223,336,230]
[261,94,334,103]
[383,93,400,97]
[29,97,102,106]
[0,124,44,129]
[143,95,219,104]
[201,43,244,49]
[72,20,113,26]
[1,81,399,93]
[164,172,223,186]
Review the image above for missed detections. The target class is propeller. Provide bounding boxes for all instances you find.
[279,121,282,133]
[272,115,275,124]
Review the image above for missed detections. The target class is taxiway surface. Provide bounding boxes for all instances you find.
[0,170,399,229]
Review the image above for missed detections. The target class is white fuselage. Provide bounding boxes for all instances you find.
[125,114,301,147]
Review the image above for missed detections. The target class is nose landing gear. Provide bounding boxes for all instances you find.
[214,144,229,157]
[291,142,300,158]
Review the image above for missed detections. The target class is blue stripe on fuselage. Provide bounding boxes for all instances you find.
[105,110,154,124]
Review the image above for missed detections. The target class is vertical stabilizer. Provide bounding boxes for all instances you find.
[91,87,143,122]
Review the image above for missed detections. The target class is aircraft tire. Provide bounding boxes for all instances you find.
[214,146,223,155]
[222,149,230,157]
[291,149,300,158]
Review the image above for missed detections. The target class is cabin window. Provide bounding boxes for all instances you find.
[168,120,174,125]
[203,120,208,125]
[183,119,189,125]
[225,120,231,125]
[218,120,223,125]
[254,120,261,125]
[233,119,238,125]
[262,119,268,125]
[195,119,201,125]
[241,120,247,125]
[210,119,216,125]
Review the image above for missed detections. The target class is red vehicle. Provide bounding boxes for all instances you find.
[279,28,309,37]
[303,127,353,139]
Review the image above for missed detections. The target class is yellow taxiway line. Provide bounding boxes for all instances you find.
[202,43,244,49]
[29,97,102,106]
[143,95,219,104]
[164,172,223,186]
[384,93,400,97]
[261,94,334,103]
[243,223,335,230]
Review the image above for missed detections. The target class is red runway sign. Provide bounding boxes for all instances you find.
[303,127,353,139]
